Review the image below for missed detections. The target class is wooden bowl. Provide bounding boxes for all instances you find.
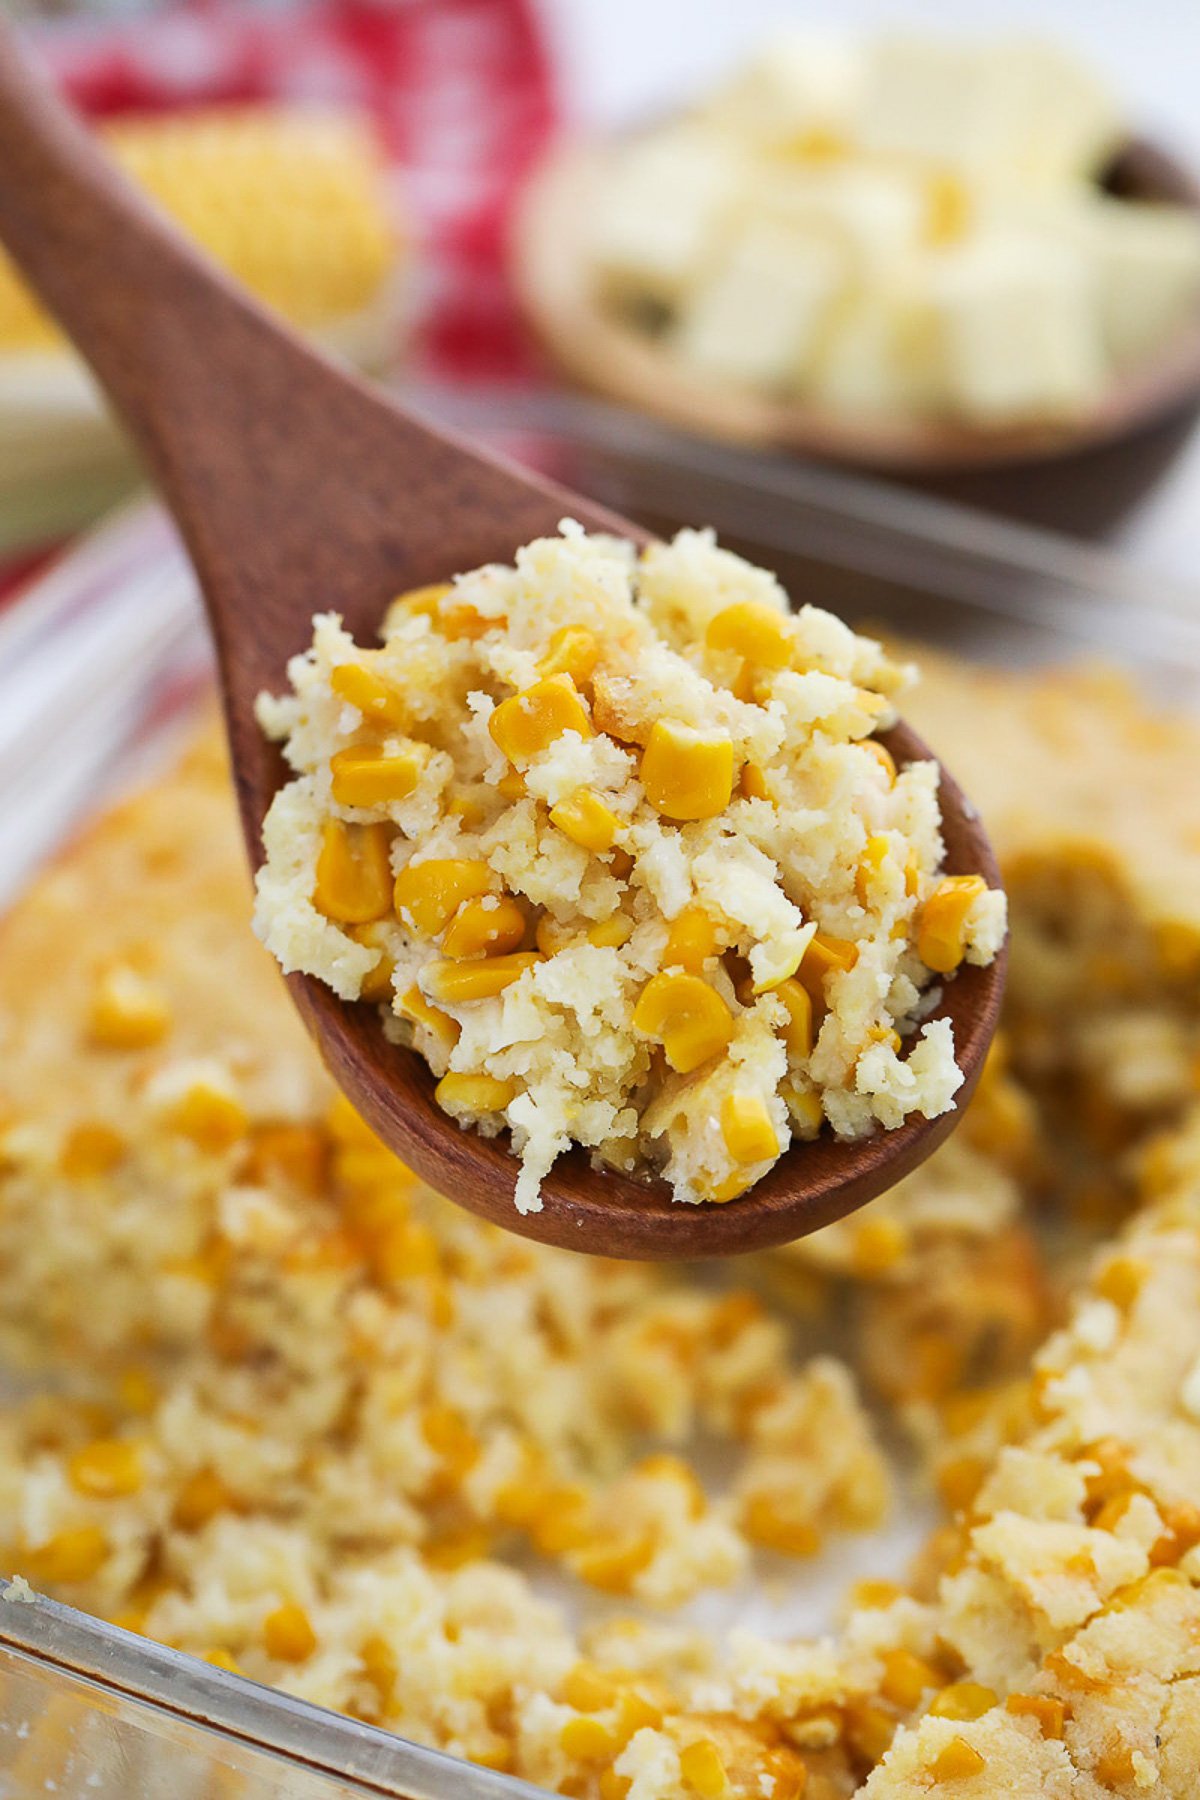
[513,137,1200,533]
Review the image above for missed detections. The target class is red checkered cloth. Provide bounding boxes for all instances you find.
[1,0,558,599]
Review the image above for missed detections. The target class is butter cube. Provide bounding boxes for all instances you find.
[811,282,941,418]
[857,35,1121,191]
[588,127,748,304]
[760,166,926,279]
[927,233,1106,425]
[710,31,862,151]
[1084,195,1200,369]
[673,220,849,390]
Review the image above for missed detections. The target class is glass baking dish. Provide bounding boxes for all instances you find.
[2,403,1200,1799]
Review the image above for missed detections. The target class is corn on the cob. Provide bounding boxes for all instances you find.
[0,105,399,353]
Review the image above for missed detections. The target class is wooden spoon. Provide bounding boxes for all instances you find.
[0,23,1004,1259]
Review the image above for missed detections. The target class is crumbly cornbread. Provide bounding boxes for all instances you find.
[253,526,1005,1211]
[3,640,1200,1797]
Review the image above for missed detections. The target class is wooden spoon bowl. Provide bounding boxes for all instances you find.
[0,22,1005,1259]
[513,135,1200,480]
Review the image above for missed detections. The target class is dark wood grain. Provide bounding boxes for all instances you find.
[0,21,1006,1258]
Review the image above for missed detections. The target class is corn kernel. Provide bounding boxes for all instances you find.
[600,1777,633,1800]
[563,1662,621,1713]
[539,625,601,687]
[680,1738,729,1798]
[782,1083,823,1136]
[347,925,396,1003]
[497,770,527,802]
[425,954,539,1004]
[856,835,891,908]
[29,1526,108,1584]
[68,1439,143,1499]
[1095,1255,1148,1312]
[706,601,794,670]
[168,1083,248,1154]
[1005,1694,1065,1738]
[928,1683,998,1722]
[550,788,621,854]
[394,858,491,938]
[263,1601,317,1663]
[852,1578,903,1609]
[742,1494,820,1557]
[863,739,897,784]
[614,1689,664,1745]
[59,1123,126,1178]
[925,171,971,247]
[330,742,427,808]
[535,914,576,956]
[560,1716,615,1762]
[663,906,719,973]
[392,583,496,641]
[571,1532,654,1593]
[739,761,773,801]
[361,1634,398,1707]
[918,876,988,975]
[798,930,858,1003]
[396,985,460,1052]
[764,1752,808,1800]
[880,1648,941,1710]
[640,720,734,821]
[632,971,734,1074]
[721,1093,779,1165]
[88,966,172,1049]
[330,657,407,729]
[314,821,393,924]
[422,1403,479,1478]
[774,979,814,1060]
[489,674,591,765]
[851,1215,908,1276]
[117,1368,159,1417]
[372,1219,441,1283]
[436,1072,517,1114]
[173,1467,234,1531]
[588,915,634,949]
[930,1738,986,1783]
[442,895,527,960]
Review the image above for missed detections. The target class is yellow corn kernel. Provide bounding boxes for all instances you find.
[59,1123,126,1178]
[925,171,971,247]
[739,761,773,801]
[539,625,601,687]
[918,876,988,975]
[1005,1694,1065,1738]
[347,925,395,1003]
[68,1440,143,1500]
[263,1601,317,1664]
[600,1776,633,1800]
[361,1633,398,1707]
[847,1701,898,1765]
[489,674,591,765]
[562,1662,621,1713]
[497,770,527,802]
[706,601,794,670]
[29,1526,108,1584]
[774,978,814,1060]
[372,1219,441,1283]
[721,1093,779,1166]
[422,1403,479,1479]
[880,1648,941,1710]
[613,1689,665,1748]
[168,1083,248,1154]
[393,583,496,641]
[549,788,621,854]
[570,1532,654,1593]
[742,1494,820,1557]
[851,1215,908,1276]
[798,930,858,1002]
[396,985,460,1052]
[425,954,539,1004]
[314,821,393,924]
[852,1578,903,1610]
[632,971,734,1074]
[559,1717,615,1763]
[930,1738,986,1783]
[435,1073,517,1114]
[442,895,527,960]
[330,742,427,808]
[204,1648,243,1675]
[173,1467,233,1531]
[588,915,634,949]
[782,1082,823,1136]
[118,1368,159,1417]
[640,720,734,821]
[862,739,897,785]
[330,657,408,729]
[88,966,172,1050]
[663,906,719,973]
[856,835,891,907]
[763,1752,808,1800]
[391,582,452,619]
[1095,1255,1149,1312]
[929,1684,998,1722]
[680,1738,729,1798]
[394,858,492,937]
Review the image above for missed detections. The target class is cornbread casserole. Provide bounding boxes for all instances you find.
[253,527,1005,1210]
[1,644,1199,1796]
